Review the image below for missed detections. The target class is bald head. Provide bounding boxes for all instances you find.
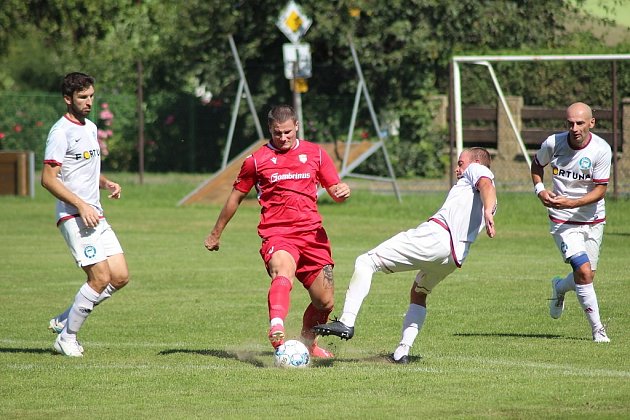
[566,102,595,147]
[566,102,593,120]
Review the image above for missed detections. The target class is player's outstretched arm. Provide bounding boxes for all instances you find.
[477,177,496,238]
[204,188,247,252]
[325,182,351,203]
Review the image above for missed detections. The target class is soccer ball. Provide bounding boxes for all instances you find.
[274,340,310,368]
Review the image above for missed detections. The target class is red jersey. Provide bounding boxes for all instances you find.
[234,139,340,238]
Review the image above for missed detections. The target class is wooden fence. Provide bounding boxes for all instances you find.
[431,95,629,193]
[457,102,619,153]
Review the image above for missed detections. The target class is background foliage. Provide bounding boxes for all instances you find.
[0,0,628,175]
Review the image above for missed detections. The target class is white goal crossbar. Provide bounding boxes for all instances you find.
[451,54,630,165]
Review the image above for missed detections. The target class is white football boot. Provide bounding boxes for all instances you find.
[549,277,565,319]
[53,335,84,357]
[592,326,610,343]
[49,318,83,353]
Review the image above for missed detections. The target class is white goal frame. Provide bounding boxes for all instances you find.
[451,54,630,169]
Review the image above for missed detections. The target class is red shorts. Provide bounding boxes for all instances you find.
[260,227,334,289]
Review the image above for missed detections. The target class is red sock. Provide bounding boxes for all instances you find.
[268,276,292,321]
[301,303,332,340]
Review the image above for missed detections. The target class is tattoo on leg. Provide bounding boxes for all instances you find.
[323,265,334,288]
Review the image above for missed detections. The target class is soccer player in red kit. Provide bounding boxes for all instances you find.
[204,105,351,358]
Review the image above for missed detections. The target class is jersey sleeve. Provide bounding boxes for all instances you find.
[43,125,67,166]
[533,134,556,167]
[592,142,612,184]
[233,155,256,193]
[316,147,340,188]
[465,163,494,190]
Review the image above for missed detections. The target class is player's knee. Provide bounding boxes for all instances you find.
[411,272,430,303]
[111,273,129,289]
[312,295,334,312]
[319,289,335,312]
[109,266,130,289]
[321,299,334,313]
[569,252,590,271]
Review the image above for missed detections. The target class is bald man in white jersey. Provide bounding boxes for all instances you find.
[531,102,611,343]
[314,147,497,363]
[41,72,129,357]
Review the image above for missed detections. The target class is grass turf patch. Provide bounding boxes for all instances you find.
[1,173,629,418]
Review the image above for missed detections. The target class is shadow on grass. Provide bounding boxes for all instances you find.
[607,232,630,237]
[0,347,54,354]
[158,348,270,368]
[157,348,415,367]
[453,332,587,340]
[296,353,423,366]
[374,353,423,365]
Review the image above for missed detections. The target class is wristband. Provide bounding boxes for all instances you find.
[534,182,545,196]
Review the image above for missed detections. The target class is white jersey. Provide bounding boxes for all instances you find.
[43,115,102,224]
[430,162,495,266]
[534,131,611,224]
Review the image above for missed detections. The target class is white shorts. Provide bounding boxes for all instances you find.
[368,221,456,294]
[550,222,605,270]
[59,217,124,267]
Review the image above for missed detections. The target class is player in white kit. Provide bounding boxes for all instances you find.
[41,72,129,356]
[314,147,497,363]
[531,102,611,343]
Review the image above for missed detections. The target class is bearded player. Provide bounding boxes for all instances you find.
[42,72,129,357]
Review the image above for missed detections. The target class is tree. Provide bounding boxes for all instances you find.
[0,0,627,175]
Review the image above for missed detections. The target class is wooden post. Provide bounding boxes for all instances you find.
[496,96,523,161]
[612,61,618,199]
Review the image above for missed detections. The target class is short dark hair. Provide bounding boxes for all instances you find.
[468,147,492,168]
[61,72,95,97]
[267,105,296,127]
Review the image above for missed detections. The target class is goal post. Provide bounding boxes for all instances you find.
[450,54,630,194]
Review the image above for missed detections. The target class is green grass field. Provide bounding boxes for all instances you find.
[1,173,629,418]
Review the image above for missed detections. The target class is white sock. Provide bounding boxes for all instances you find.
[339,253,378,327]
[56,283,115,327]
[95,283,118,306]
[557,273,576,294]
[399,303,426,348]
[65,283,100,335]
[575,283,603,330]
[270,318,284,327]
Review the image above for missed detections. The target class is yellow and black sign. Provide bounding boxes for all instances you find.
[276,1,312,43]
